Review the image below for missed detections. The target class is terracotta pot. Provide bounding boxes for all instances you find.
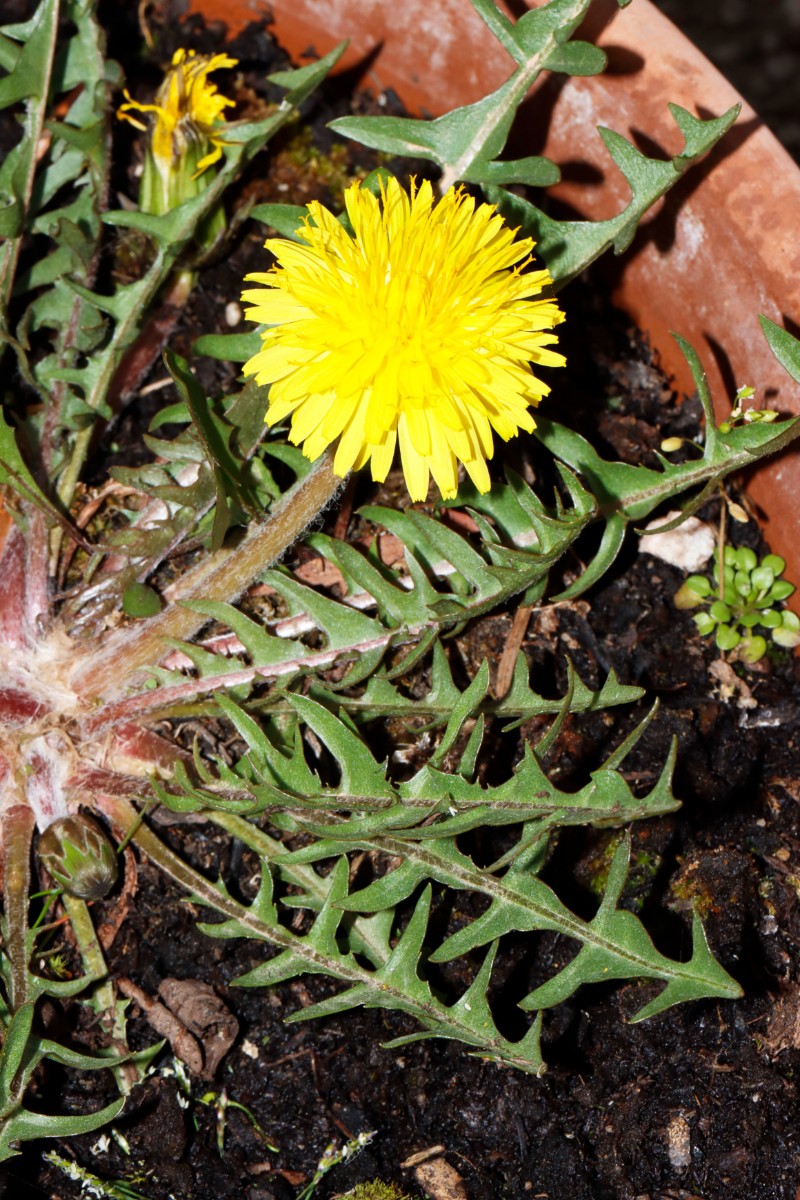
[189,0,800,579]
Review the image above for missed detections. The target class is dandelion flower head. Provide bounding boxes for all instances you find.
[118,48,237,179]
[241,177,565,501]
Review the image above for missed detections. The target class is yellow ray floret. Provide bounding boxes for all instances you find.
[118,48,237,177]
[242,177,565,501]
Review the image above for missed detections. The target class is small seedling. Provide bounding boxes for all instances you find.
[43,1151,150,1200]
[296,1132,377,1200]
[196,1086,280,1157]
[166,1058,278,1156]
[675,545,800,662]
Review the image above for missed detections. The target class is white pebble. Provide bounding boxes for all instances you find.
[665,1114,692,1169]
[225,301,242,327]
[638,512,715,572]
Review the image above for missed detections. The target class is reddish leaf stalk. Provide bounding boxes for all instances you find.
[3,805,35,1012]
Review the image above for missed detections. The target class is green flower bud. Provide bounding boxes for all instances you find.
[38,815,118,901]
[116,49,237,251]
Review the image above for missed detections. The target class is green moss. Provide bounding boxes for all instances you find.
[338,1182,414,1200]
[280,124,356,194]
[574,830,662,913]
[668,859,718,919]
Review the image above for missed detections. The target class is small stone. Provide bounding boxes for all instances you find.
[413,1158,468,1200]
[665,1113,692,1169]
[225,300,242,326]
[638,512,715,572]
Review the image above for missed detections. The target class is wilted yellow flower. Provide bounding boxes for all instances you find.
[118,48,237,214]
[241,177,565,501]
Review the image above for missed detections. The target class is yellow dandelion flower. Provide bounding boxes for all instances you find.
[118,48,237,214]
[241,177,565,502]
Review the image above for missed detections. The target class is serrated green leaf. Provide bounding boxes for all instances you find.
[545,40,607,75]
[0,410,63,522]
[287,693,394,801]
[490,103,740,285]
[163,349,238,550]
[331,0,595,193]
[267,41,348,104]
[249,202,307,240]
[0,195,21,239]
[428,660,490,768]
[193,330,263,362]
[0,1099,126,1163]
[510,0,596,59]
[760,314,800,385]
[464,156,561,188]
[0,0,58,108]
[517,839,742,1015]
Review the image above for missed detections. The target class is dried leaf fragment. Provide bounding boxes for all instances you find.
[158,978,239,1078]
[118,977,238,1078]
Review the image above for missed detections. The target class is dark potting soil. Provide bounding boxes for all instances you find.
[4,8,800,1200]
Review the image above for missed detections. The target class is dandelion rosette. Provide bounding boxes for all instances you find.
[241,177,565,501]
[118,48,237,213]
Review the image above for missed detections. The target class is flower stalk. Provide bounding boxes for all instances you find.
[70,449,342,701]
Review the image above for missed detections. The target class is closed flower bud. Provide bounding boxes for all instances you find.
[117,48,237,235]
[38,815,118,901]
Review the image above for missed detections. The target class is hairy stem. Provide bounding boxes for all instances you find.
[70,450,342,700]
[60,894,136,1094]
